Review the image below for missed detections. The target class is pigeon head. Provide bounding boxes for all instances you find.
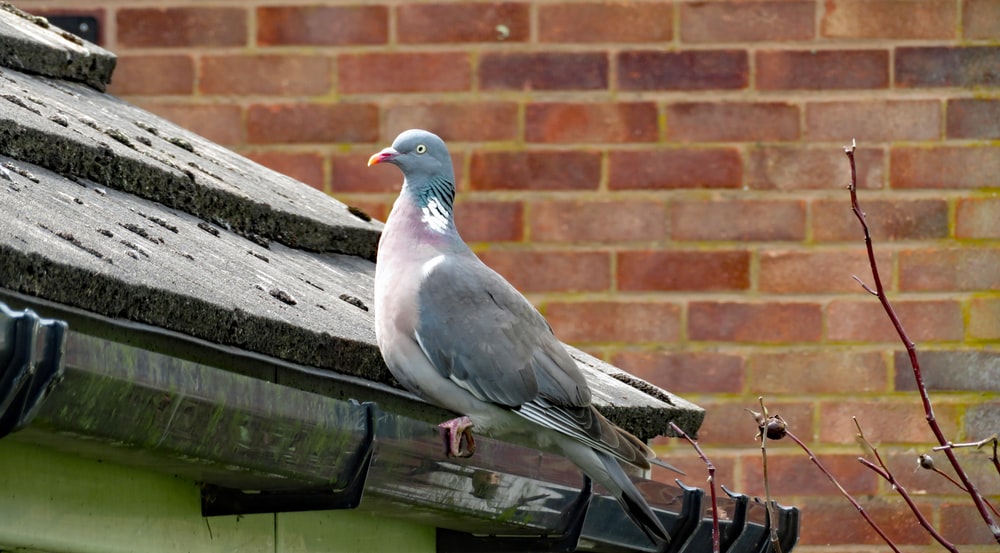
[368,129,455,184]
[370,129,457,235]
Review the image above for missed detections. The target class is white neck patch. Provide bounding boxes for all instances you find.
[421,196,451,234]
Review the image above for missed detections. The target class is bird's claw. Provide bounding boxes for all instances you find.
[439,416,476,458]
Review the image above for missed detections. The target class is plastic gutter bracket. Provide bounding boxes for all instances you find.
[717,486,751,553]
[436,475,593,553]
[200,401,378,517]
[662,481,704,553]
[0,304,67,439]
[753,499,799,553]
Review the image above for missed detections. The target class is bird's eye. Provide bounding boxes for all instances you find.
[415,144,427,154]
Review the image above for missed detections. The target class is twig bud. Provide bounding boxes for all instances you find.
[764,415,788,440]
[917,454,935,470]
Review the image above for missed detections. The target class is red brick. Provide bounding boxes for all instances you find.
[956,197,1000,238]
[138,103,244,145]
[480,53,608,91]
[398,3,528,43]
[538,2,674,43]
[529,201,665,243]
[671,200,806,241]
[695,400,814,445]
[899,248,1000,291]
[947,98,1000,139]
[747,146,884,190]
[942,502,1000,544]
[117,7,247,47]
[618,251,750,291]
[332,152,407,194]
[964,0,1000,39]
[200,55,331,96]
[747,350,889,394]
[964,398,1000,442]
[454,201,523,243]
[476,251,610,293]
[257,5,387,46]
[525,102,658,144]
[757,49,889,90]
[892,146,1000,188]
[666,102,799,142]
[759,250,892,294]
[970,297,1000,339]
[822,0,956,39]
[383,102,518,143]
[618,50,748,91]
[611,351,745,394]
[820,400,960,445]
[245,151,326,192]
[109,55,194,96]
[805,100,941,142]
[680,1,815,43]
[689,302,822,343]
[812,198,949,242]
[543,301,682,344]
[246,103,378,145]
[797,497,935,545]
[895,350,1000,392]
[338,52,471,94]
[469,151,601,191]
[608,148,742,190]
[741,453,879,497]
[896,46,1000,87]
[826,299,964,343]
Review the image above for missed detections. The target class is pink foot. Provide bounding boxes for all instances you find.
[438,416,476,458]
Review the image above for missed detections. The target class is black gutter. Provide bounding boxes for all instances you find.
[0,295,798,552]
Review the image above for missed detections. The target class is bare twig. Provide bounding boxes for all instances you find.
[669,421,719,553]
[749,397,782,553]
[845,142,1000,543]
[854,419,958,552]
[781,428,901,552]
[932,434,1000,479]
[917,454,1000,519]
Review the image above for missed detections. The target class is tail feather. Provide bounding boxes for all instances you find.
[596,449,671,546]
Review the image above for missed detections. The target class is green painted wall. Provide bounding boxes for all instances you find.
[0,441,435,553]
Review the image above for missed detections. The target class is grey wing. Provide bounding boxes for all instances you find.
[415,256,590,409]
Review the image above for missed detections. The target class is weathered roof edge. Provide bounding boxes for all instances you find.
[0,300,799,553]
[0,3,115,91]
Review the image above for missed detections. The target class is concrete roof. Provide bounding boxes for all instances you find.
[0,5,703,439]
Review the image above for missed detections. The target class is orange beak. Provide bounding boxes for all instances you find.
[368,147,399,167]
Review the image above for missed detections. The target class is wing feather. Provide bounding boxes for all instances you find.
[415,254,649,468]
[415,255,589,408]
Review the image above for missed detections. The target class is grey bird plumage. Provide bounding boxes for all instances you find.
[369,129,671,546]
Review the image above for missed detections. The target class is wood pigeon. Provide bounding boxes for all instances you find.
[369,129,674,546]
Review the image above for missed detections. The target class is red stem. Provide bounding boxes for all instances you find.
[845,145,1000,542]
[857,458,957,552]
[784,430,901,553]
[669,421,720,553]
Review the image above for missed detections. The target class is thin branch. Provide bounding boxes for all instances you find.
[669,421,719,553]
[750,397,782,553]
[845,142,1000,543]
[931,434,1000,478]
[917,454,1000,519]
[781,425,901,552]
[933,434,1000,478]
[854,419,957,552]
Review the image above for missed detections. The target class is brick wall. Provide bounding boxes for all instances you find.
[20,0,1000,549]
